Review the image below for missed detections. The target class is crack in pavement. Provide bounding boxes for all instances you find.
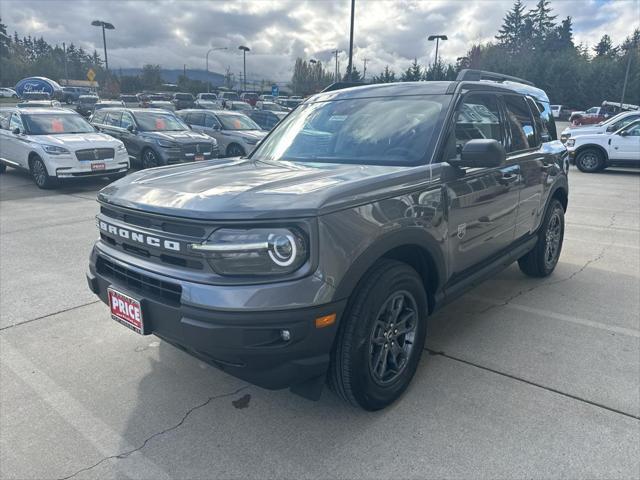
[425,348,640,420]
[479,211,620,314]
[56,385,251,480]
[0,300,100,332]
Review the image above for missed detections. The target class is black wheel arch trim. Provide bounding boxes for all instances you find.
[333,227,446,311]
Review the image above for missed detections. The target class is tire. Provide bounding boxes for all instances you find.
[518,199,565,278]
[30,156,57,189]
[226,143,245,157]
[141,148,160,169]
[575,148,605,173]
[328,259,428,411]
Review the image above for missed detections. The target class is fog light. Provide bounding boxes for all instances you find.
[280,329,291,341]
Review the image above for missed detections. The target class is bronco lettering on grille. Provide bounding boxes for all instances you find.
[99,220,181,251]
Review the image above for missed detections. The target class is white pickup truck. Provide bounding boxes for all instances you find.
[566,120,640,172]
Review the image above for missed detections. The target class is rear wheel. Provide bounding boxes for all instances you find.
[575,148,605,173]
[226,143,245,157]
[518,199,565,277]
[141,148,160,169]
[329,259,428,410]
[30,156,57,189]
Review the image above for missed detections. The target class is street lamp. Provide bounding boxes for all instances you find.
[206,47,227,92]
[91,20,115,71]
[428,34,448,79]
[238,45,250,92]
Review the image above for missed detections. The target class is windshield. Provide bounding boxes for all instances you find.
[134,111,188,131]
[261,102,285,111]
[121,95,137,102]
[23,113,95,134]
[223,93,240,101]
[79,97,98,104]
[218,114,260,130]
[251,95,449,165]
[199,94,217,100]
[175,94,193,100]
[232,102,252,110]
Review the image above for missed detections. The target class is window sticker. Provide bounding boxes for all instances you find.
[155,118,166,129]
[51,119,64,132]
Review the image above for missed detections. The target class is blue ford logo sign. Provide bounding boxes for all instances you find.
[15,77,62,98]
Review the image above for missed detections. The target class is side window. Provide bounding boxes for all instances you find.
[9,113,24,132]
[121,112,135,130]
[204,114,220,129]
[525,97,547,146]
[450,93,502,160]
[92,110,107,124]
[623,123,640,136]
[503,95,536,151]
[0,111,11,130]
[612,115,640,131]
[190,112,205,126]
[105,112,122,128]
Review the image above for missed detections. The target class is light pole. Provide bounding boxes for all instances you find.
[428,34,447,79]
[238,45,250,92]
[347,0,355,81]
[332,49,340,82]
[206,47,227,92]
[91,20,115,71]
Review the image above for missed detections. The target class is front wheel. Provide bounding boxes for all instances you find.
[141,148,160,169]
[575,148,605,173]
[328,259,428,410]
[30,156,57,189]
[226,143,245,157]
[518,199,565,277]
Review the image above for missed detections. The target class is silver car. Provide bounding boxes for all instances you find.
[177,109,266,157]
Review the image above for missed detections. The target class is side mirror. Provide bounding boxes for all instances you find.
[126,125,136,133]
[618,130,628,137]
[453,139,506,168]
[12,127,21,135]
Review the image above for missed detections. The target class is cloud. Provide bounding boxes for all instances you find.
[1,0,636,82]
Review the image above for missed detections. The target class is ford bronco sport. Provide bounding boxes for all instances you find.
[87,70,568,410]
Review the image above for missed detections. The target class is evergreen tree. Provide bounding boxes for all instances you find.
[401,58,422,81]
[593,34,618,57]
[496,0,526,52]
[528,0,557,45]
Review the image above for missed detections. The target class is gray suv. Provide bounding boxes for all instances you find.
[87,70,568,410]
[91,108,218,168]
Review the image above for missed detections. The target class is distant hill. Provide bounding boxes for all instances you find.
[115,68,226,86]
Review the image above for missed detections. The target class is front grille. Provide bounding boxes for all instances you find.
[76,148,115,161]
[100,207,206,237]
[97,256,182,305]
[182,143,213,156]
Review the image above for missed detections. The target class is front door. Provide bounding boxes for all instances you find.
[609,123,640,161]
[444,92,521,276]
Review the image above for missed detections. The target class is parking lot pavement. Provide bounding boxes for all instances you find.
[1,166,639,479]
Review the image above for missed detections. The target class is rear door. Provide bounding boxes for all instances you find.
[444,92,522,276]
[119,112,140,158]
[501,94,547,239]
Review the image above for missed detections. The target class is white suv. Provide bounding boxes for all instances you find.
[0,108,129,188]
[560,110,640,143]
[566,120,640,173]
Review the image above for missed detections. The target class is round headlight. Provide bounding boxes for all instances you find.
[268,233,296,266]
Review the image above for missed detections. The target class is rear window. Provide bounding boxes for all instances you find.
[503,95,536,151]
[175,93,194,100]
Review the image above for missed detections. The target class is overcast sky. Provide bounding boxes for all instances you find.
[1,0,637,81]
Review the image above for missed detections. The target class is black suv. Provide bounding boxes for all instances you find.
[172,93,195,110]
[87,70,568,410]
[91,108,218,168]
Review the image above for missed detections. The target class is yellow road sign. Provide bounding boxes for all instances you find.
[87,68,96,82]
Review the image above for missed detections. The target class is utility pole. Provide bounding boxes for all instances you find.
[63,42,68,82]
[347,0,355,81]
[362,57,369,81]
[620,45,634,108]
[332,49,339,82]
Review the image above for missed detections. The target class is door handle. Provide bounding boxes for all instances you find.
[498,173,518,185]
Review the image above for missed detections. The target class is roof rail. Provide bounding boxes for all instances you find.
[456,69,535,87]
[321,82,365,93]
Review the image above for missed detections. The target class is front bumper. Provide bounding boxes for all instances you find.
[45,151,130,178]
[87,247,345,391]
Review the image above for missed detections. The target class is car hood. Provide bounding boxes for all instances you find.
[140,131,212,144]
[221,130,267,142]
[31,132,121,147]
[562,125,605,136]
[98,158,424,220]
